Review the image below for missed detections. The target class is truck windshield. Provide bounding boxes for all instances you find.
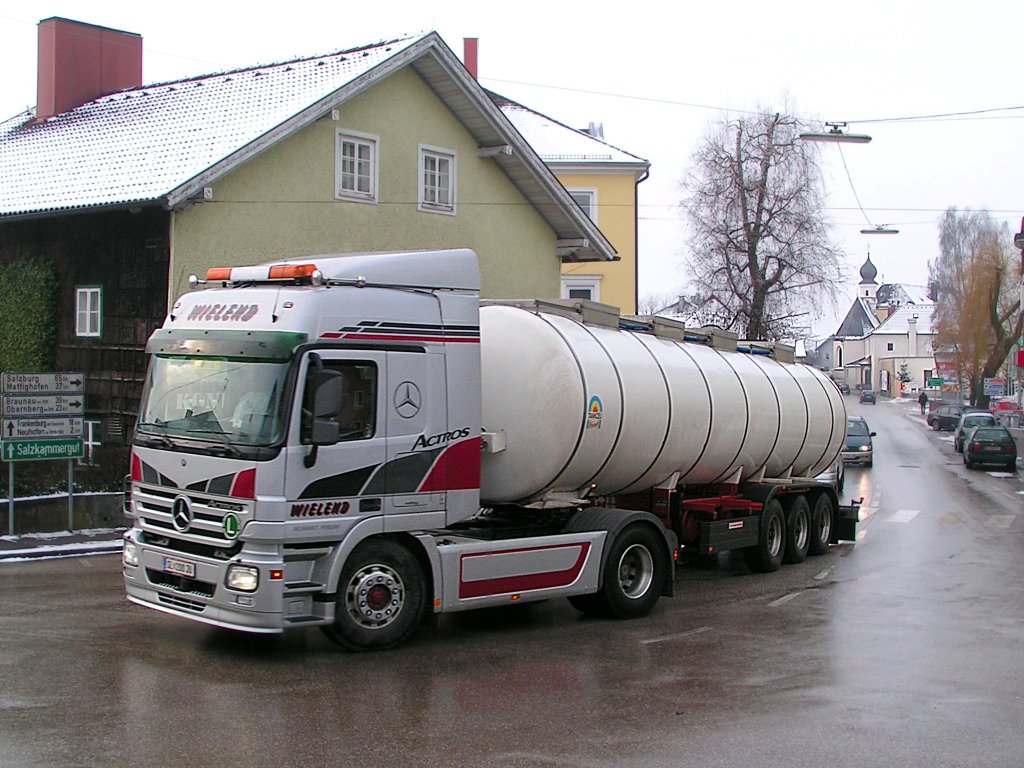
[137,356,289,447]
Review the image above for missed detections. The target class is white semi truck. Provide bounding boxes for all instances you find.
[122,249,856,650]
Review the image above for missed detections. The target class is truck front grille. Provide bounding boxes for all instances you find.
[157,592,207,613]
[135,483,251,549]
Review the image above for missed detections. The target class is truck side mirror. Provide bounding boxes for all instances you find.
[310,370,342,446]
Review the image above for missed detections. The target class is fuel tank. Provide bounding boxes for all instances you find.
[478,303,845,505]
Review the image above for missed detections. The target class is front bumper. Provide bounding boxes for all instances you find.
[121,528,332,633]
[841,450,872,465]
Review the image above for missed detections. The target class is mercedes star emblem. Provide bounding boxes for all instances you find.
[171,495,193,532]
[394,381,422,419]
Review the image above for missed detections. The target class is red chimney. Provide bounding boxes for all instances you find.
[36,17,142,122]
[463,38,478,80]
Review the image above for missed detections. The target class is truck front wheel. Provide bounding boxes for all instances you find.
[321,539,426,651]
[591,524,668,619]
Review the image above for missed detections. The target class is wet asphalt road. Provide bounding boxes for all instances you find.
[1,397,1022,767]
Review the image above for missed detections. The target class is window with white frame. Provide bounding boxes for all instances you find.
[419,145,456,214]
[79,419,101,466]
[335,130,378,202]
[561,275,601,302]
[75,287,101,337]
[568,189,598,222]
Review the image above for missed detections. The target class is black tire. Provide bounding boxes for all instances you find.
[866,457,873,468]
[782,495,811,564]
[592,524,667,619]
[809,494,834,556]
[743,499,785,573]
[931,420,939,431]
[954,439,961,453]
[964,456,973,469]
[1007,462,1017,472]
[321,539,426,651]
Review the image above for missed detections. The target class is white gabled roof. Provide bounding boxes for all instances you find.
[874,303,936,336]
[490,93,648,174]
[0,36,422,216]
[0,32,616,261]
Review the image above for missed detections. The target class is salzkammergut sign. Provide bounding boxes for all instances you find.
[1,438,84,462]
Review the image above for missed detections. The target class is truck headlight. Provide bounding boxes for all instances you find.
[123,539,139,567]
[859,445,870,452]
[226,565,259,592]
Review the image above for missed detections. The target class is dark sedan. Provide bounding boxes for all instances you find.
[963,425,1017,471]
[927,404,975,431]
[859,390,876,405]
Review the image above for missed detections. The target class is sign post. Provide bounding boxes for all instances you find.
[1,372,85,535]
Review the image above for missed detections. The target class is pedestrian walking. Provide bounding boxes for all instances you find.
[918,390,928,415]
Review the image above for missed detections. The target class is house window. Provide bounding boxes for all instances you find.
[419,146,456,214]
[75,287,101,337]
[887,342,894,351]
[568,189,598,222]
[335,131,378,202]
[79,419,101,466]
[561,275,601,302]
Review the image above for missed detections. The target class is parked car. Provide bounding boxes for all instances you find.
[859,390,876,405]
[815,454,845,492]
[927,404,982,431]
[842,416,876,467]
[953,411,998,453]
[836,381,851,394]
[962,425,1018,471]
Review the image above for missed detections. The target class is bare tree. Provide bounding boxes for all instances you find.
[929,207,1022,407]
[680,110,844,340]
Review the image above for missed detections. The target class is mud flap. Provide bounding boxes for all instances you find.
[833,498,862,543]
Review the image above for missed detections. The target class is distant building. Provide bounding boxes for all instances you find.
[832,254,937,396]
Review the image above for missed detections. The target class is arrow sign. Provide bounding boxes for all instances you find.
[1,438,84,462]
[2,394,85,417]
[1,372,85,394]
[2,416,83,439]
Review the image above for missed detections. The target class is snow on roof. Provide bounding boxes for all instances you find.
[0,35,422,217]
[873,303,935,335]
[488,92,648,171]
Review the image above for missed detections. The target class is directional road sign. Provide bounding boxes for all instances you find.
[1,372,84,394]
[2,438,84,462]
[2,416,83,440]
[2,394,85,417]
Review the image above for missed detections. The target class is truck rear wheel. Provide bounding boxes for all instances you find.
[321,539,426,651]
[782,495,811,564]
[743,499,785,573]
[592,524,667,619]
[809,495,834,556]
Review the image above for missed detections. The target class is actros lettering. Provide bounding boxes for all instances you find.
[188,304,259,322]
[290,500,351,518]
[413,427,471,451]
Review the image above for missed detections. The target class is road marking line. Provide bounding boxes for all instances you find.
[888,509,920,523]
[768,591,802,607]
[986,515,1016,529]
[814,567,833,581]
[641,626,712,645]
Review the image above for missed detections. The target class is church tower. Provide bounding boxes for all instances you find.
[858,250,878,308]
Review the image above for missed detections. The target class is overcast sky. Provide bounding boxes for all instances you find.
[2,1,1021,337]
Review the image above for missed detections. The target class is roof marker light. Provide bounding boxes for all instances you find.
[206,267,232,281]
[268,264,320,281]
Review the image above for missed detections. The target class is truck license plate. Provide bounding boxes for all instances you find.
[163,556,196,578]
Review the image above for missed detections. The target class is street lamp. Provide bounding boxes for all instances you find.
[799,121,872,144]
[860,225,900,235]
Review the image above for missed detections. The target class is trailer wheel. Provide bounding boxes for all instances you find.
[783,495,811,564]
[594,524,667,619]
[809,495,834,556]
[743,499,785,573]
[321,539,426,651]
